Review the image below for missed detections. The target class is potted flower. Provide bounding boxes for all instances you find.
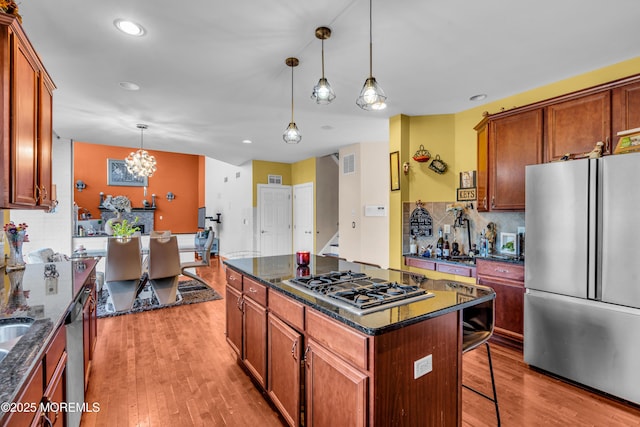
[102,195,132,235]
[111,217,141,239]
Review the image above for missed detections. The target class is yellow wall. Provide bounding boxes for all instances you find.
[251,160,292,206]
[291,157,316,185]
[389,115,410,270]
[1,210,7,257]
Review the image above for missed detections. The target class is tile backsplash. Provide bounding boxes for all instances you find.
[403,201,524,256]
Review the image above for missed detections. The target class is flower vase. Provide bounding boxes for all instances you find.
[5,230,26,268]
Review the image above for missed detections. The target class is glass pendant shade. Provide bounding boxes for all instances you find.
[357,0,387,111]
[311,27,335,105]
[283,57,301,144]
[356,77,387,111]
[125,124,157,177]
[312,77,336,105]
[283,122,302,144]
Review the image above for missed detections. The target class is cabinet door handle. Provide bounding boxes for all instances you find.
[34,186,40,202]
[491,197,495,209]
[605,136,610,153]
[291,340,298,361]
[237,296,244,311]
[40,185,48,201]
[303,344,311,366]
[483,197,487,210]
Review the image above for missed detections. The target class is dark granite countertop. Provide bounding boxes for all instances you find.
[0,259,97,414]
[403,253,477,267]
[224,254,495,336]
[475,255,525,265]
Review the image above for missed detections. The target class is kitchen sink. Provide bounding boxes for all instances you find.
[0,323,32,343]
[0,319,35,362]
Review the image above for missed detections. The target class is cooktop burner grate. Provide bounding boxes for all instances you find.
[286,271,434,314]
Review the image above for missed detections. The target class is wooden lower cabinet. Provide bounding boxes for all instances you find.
[225,284,243,356]
[305,337,368,427]
[243,296,267,387]
[267,313,302,427]
[476,259,525,350]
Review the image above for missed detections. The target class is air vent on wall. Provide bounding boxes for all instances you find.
[343,153,355,175]
[268,174,283,185]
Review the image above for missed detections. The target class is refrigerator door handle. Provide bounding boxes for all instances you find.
[587,159,598,300]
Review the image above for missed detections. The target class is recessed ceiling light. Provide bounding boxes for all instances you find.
[114,19,146,36]
[242,139,252,144]
[469,94,488,101]
[320,125,334,130]
[119,81,140,91]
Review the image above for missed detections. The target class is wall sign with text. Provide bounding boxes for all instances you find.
[456,187,477,201]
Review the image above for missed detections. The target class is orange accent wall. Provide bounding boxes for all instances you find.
[73,142,204,233]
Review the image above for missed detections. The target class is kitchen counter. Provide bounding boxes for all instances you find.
[224,254,495,336]
[0,259,97,412]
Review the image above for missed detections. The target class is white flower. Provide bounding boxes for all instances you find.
[103,195,132,213]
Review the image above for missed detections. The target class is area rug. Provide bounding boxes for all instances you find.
[97,279,223,318]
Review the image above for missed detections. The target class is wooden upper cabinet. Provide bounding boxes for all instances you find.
[490,109,543,210]
[545,91,611,161]
[475,118,489,212]
[612,80,640,138]
[475,109,543,212]
[0,15,55,209]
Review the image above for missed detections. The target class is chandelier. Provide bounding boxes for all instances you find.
[125,124,157,178]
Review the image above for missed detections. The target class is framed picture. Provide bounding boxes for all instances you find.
[459,170,476,188]
[457,187,477,201]
[390,151,400,191]
[107,159,148,187]
[500,232,517,255]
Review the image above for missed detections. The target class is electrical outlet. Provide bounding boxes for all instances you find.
[414,354,433,379]
[443,224,451,234]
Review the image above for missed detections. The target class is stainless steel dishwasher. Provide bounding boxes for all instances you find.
[65,285,92,427]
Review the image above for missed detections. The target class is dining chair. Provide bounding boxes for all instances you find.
[462,298,500,426]
[180,229,215,287]
[104,236,143,312]
[148,235,182,305]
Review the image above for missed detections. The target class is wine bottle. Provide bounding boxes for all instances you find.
[443,235,450,259]
[436,228,444,258]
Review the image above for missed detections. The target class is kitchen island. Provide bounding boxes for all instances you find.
[224,254,495,426]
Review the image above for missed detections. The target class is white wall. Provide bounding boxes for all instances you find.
[338,142,389,268]
[10,137,74,257]
[204,157,254,258]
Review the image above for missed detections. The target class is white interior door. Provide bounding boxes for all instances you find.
[258,185,292,256]
[293,182,314,253]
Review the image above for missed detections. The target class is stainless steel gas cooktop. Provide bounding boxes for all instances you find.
[286,271,434,315]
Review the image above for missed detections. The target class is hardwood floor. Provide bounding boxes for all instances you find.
[82,260,640,426]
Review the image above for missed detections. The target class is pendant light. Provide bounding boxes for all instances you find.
[356,0,387,111]
[311,27,336,105]
[125,124,157,178]
[283,57,302,144]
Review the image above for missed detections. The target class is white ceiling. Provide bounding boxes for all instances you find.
[19,0,640,165]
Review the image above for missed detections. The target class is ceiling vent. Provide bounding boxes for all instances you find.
[268,174,283,185]
[343,153,355,175]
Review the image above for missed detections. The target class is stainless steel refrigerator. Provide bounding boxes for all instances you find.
[524,152,640,405]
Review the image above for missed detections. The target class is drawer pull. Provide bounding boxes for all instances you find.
[495,268,510,273]
[248,287,258,293]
